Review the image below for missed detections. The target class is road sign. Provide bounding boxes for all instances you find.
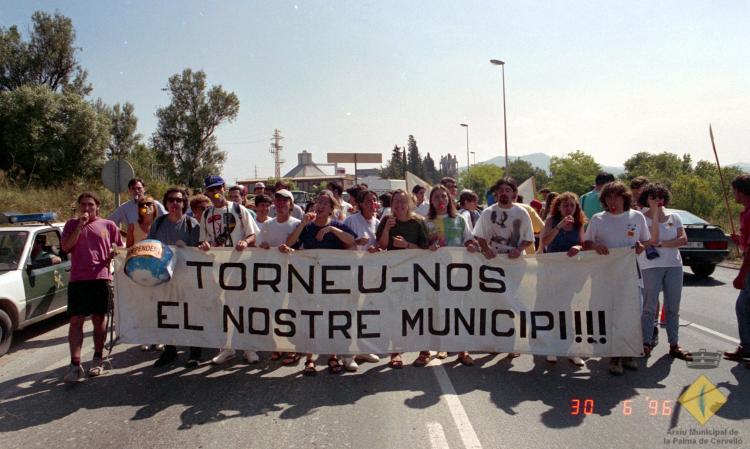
[102,159,135,194]
[327,153,382,184]
[327,153,382,164]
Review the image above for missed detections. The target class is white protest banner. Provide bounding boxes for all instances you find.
[114,247,643,357]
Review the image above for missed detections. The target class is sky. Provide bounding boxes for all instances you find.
[1,1,748,183]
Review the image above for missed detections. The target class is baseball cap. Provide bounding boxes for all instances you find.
[254,182,265,189]
[204,175,225,190]
[274,189,294,201]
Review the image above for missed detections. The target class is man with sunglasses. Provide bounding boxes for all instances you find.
[146,188,203,367]
[198,175,260,365]
[108,178,166,229]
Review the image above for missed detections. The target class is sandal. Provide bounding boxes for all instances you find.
[643,344,653,357]
[413,351,431,367]
[457,352,474,366]
[282,352,301,365]
[669,345,692,361]
[271,352,282,361]
[328,356,343,374]
[436,351,448,359]
[303,360,317,376]
[389,354,403,369]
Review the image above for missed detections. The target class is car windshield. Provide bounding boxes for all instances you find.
[292,191,307,203]
[0,231,29,271]
[667,208,708,225]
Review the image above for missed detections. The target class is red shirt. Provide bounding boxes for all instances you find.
[62,217,123,281]
[740,206,750,254]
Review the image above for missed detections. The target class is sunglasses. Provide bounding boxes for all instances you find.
[139,202,154,207]
[195,205,207,211]
[166,197,184,203]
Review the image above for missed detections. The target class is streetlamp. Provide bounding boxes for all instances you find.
[490,59,509,177]
[460,123,470,176]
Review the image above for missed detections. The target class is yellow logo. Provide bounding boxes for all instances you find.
[678,375,727,425]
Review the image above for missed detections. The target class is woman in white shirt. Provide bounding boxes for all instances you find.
[637,184,691,360]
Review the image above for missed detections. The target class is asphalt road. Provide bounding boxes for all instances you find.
[1,266,747,449]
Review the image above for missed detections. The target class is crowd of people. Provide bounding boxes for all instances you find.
[59,172,750,383]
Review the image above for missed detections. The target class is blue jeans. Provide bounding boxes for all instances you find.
[737,271,750,349]
[641,266,683,346]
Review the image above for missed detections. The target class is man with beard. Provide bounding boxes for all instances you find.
[108,178,166,229]
[473,177,534,259]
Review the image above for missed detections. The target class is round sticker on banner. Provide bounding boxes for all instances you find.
[124,239,176,286]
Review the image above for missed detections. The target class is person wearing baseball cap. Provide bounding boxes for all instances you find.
[254,182,265,196]
[199,174,262,366]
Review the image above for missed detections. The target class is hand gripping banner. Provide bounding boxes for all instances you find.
[114,247,643,357]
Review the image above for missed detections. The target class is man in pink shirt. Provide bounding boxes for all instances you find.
[725,175,750,366]
[61,192,123,383]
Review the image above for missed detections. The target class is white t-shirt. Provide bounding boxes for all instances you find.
[257,216,301,247]
[343,212,380,250]
[472,203,534,254]
[199,201,260,247]
[414,201,430,218]
[269,204,304,220]
[637,211,683,269]
[458,209,474,233]
[584,209,650,250]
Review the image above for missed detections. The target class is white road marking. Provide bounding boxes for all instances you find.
[687,323,740,344]
[432,363,483,449]
[426,421,451,449]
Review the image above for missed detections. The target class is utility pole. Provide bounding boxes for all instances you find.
[270,129,284,179]
[254,165,258,179]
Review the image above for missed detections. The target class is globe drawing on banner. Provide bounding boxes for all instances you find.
[124,239,176,287]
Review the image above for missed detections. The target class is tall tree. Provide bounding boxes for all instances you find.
[105,102,142,159]
[152,69,239,187]
[422,152,439,184]
[0,11,91,95]
[0,85,110,185]
[548,150,602,195]
[406,135,423,177]
[380,145,405,179]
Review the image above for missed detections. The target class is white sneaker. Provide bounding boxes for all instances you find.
[343,357,358,372]
[243,350,260,364]
[211,349,236,365]
[569,356,585,367]
[546,355,558,363]
[155,344,165,351]
[355,353,380,363]
[140,344,150,351]
[63,364,85,383]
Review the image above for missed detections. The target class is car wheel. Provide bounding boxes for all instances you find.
[690,264,716,278]
[0,309,12,357]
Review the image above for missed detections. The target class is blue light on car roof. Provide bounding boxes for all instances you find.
[7,212,57,224]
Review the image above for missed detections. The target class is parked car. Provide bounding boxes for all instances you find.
[0,212,70,356]
[667,208,729,278]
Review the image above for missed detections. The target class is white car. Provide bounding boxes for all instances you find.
[0,213,70,356]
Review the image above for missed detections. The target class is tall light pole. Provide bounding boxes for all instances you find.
[460,123,470,176]
[470,151,476,166]
[490,59,509,177]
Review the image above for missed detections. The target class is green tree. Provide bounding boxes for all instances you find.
[380,145,405,179]
[152,69,239,188]
[406,135,423,177]
[422,152,439,184]
[0,11,91,95]
[105,102,141,159]
[548,150,602,195]
[622,151,690,187]
[458,163,504,197]
[0,84,110,185]
[505,158,550,189]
